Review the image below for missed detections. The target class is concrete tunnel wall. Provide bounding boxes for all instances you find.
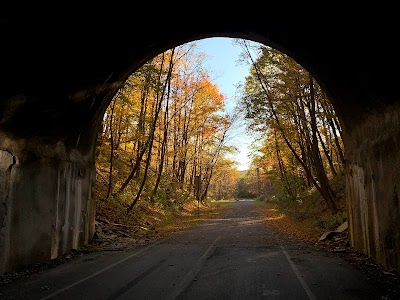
[1,16,400,275]
[0,138,96,273]
[346,102,400,272]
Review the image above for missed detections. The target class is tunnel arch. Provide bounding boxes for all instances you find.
[2,17,400,274]
[89,32,347,162]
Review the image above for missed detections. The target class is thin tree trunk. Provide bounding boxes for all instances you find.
[113,132,150,198]
[199,119,231,202]
[114,101,125,149]
[200,167,213,202]
[320,98,345,165]
[127,49,175,212]
[317,128,337,176]
[308,75,337,213]
[113,88,151,197]
[274,129,297,201]
[151,76,171,198]
[295,99,313,188]
[106,98,117,198]
[135,85,149,176]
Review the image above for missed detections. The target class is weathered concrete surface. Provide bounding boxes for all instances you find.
[0,137,96,274]
[346,102,400,272]
[0,150,16,274]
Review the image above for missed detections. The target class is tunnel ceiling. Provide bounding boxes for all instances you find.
[1,11,399,149]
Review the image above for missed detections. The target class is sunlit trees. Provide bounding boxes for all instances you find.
[238,40,344,213]
[96,42,238,219]
[96,37,345,223]
[208,158,239,200]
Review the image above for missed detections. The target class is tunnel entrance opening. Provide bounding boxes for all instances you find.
[93,37,346,254]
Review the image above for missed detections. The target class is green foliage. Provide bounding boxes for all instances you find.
[237,177,257,198]
[313,209,347,231]
[254,199,268,206]
[269,173,347,237]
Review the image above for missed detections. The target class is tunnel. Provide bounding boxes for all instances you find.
[1,11,400,274]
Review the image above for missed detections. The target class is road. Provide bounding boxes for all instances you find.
[0,200,388,299]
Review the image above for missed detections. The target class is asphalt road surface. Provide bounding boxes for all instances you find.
[0,200,388,299]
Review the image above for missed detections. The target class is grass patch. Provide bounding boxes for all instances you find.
[254,199,268,207]
[148,200,228,238]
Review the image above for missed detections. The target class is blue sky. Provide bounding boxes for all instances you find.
[195,37,253,171]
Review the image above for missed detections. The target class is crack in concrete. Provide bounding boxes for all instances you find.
[0,149,17,204]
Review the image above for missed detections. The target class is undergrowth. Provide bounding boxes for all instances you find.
[262,173,347,240]
[95,162,228,233]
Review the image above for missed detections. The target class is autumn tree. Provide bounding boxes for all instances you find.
[96,41,238,219]
[238,40,344,213]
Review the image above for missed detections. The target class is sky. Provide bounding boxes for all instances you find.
[195,37,255,171]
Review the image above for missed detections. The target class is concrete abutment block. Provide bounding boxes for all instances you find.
[0,140,96,274]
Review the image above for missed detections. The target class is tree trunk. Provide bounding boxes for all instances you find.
[151,77,171,199]
[308,75,337,213]
[127,49,175,212]
[106,98,117,198]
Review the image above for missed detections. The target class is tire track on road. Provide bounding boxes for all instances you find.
[167,236,221,300]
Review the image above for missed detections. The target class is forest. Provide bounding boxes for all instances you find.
[95,39,346,234]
